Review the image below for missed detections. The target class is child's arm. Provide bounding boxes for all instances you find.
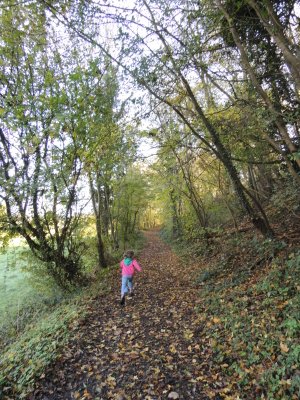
[133,259,141,272]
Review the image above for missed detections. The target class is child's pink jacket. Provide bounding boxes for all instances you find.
[120,259,141,276]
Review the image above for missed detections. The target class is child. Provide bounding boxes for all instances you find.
[120,250,141,305]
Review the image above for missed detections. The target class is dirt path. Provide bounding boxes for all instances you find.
[31,230,215,400]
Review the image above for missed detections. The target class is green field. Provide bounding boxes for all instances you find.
[0,244,37,318]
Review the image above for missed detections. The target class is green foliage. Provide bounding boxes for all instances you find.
[0,226,109,351]
[0,2,145,286]
[113,167,150,247]
[0,253,117,398]
[196,248,300,398]
[0,6,88,288]
[250,237,287,259]
[0,301,87,398]
[17,249,62,295]
[0,291,64,351]
[196,268,219,284]
[0,207,20,251]
[81,234,102,272]
[0,246,46,347]
[270,179,300,217]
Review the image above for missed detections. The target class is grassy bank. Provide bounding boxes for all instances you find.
[0,245,36,315]
[0,231,146,399]
[0,264,113,399]
[0,244,68,352]
[166,229,300,399]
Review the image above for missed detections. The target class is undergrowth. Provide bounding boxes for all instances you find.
[164,225,300,399]
[0,302,86,399]
[0,231,146,399]
[0,260,106,396]
[197,250,300,399]
[0,263,114,399]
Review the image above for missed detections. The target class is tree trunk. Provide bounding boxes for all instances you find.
[101,184,110,236]
[173,148,208,228]
[170,188,182,238]
[247,0,300,95]
[176,72,275,238]
[89,175,107,268]
[217,1,300,171]
[131,210,138,233]
[103,184,119,249]
[95,213,107,268]
[248,164,261,202]
[137,5,274,238]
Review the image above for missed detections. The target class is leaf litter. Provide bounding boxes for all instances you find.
[22,229,299,399]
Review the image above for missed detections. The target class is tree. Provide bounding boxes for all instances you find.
[72,58,137,263]
[214,0,300,181]
[113,167,150,248]
[44,0,277,238]
[151,114,210,231]
[27,0,300,237]
[246,0,300,93]
[0,3,86,288]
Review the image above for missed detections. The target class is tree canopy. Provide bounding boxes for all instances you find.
[0,0,299,286]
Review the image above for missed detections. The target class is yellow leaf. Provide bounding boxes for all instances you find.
[83,389,92,399]
[183,329,194,340]
[106,375,117,388]
[277,301,289,309]
[280,379,292,385]
[169,344,177,353]
[212,317,221,324]
[280,342,289,353]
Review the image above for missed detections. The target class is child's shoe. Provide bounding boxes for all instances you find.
[120,295,125,305]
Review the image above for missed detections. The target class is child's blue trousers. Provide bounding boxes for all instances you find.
[121,275,133,296]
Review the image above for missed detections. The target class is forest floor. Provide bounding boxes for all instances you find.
[28,230,225,400]
[22,227,299,400]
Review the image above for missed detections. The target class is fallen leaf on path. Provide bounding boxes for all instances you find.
[168,391,179,399]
